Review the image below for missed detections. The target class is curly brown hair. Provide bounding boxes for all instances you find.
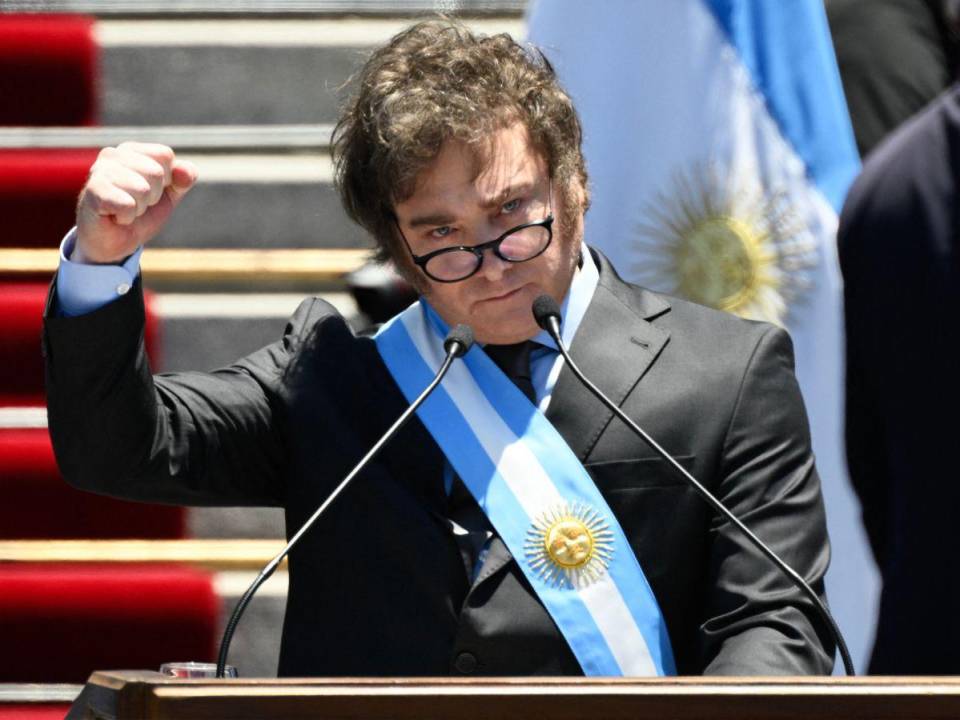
[332,19,589,276]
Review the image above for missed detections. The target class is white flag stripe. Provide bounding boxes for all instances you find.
[580,572,659,676]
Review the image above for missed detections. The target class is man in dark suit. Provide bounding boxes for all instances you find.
[838,82,960,674]
[44,20,834,675]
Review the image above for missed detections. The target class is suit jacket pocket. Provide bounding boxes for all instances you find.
[584,455,696,491]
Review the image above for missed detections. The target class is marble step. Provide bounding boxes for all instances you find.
[153,291,362,371]
[2,0,525,16]
[150,153,371,252]
[0,148,370,254]
[96,17,526,126]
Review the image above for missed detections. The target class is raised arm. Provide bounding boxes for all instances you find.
[43,142,291,507]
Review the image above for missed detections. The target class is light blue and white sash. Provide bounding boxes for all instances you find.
[375,300,675,676]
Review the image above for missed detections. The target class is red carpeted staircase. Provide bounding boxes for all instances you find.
[0,150,100,250]
[0,427,184,540]
[0,564,219,684]
[0,287,216,683]
[0,705,73,720]
[0,282,159,407]
[0,14,219,695]
[0,15,97,127]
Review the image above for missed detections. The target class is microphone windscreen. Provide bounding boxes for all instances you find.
[444,324,475,357]
[532,294,562,329]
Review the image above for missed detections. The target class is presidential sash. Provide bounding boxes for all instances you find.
[375,300,675,676]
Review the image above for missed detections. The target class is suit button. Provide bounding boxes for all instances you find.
[454,651,477,674]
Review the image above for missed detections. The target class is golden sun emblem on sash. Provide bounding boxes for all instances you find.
[525,503,614,588]
[633,165,817,325]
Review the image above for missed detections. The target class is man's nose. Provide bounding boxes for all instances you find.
[476,243,512,282]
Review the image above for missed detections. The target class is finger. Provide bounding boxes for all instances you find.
[81,176,138,222]
[96,143,173,190]
[102,164,155,218]
[115,141,175,176]
[113,152,169,207]
[91,191,138,227]
[135,186,178,239]
[167,159,199,208]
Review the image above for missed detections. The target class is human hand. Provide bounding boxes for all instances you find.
[74,142,198,264]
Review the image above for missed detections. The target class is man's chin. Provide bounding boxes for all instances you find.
[471,313,540,345]
[472,289,545,344]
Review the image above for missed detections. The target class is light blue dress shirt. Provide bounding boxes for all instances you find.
[55,228,143,317]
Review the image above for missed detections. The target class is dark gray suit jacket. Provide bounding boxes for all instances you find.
[43,251,833,676]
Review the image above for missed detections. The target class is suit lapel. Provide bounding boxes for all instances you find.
[546,251,671,462]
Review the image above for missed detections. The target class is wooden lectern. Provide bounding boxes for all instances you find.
[66,672,960,719]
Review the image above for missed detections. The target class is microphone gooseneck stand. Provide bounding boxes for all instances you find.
[215,324,475,678]
[531,294,855,676]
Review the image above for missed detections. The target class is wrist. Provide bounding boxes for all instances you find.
[71,239,126,266]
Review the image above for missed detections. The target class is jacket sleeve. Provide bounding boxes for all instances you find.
[43,277,319,507]
[700,325,835,675]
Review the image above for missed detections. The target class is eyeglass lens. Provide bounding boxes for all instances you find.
[425,224,551,281]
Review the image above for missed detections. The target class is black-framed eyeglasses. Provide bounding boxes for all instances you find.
[397,215,555,283]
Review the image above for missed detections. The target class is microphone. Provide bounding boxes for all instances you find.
[216,323,475,678]
[443,323,474,358]
[531,294,855,676]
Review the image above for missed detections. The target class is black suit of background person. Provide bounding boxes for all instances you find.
[839,82,960,674]
[43,20,834,677]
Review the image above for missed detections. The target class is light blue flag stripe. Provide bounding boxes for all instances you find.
[702,0,860,211]
[375,311,624,676]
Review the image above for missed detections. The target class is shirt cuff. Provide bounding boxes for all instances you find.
[55,228,144,317]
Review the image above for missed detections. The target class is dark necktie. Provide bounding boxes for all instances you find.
[484,341,537,402]
[447,341,538,582]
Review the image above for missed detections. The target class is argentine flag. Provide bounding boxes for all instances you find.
[527,0,876,671]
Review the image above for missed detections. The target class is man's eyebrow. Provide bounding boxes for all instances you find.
[408,213,456,229]
[480,181,535,209]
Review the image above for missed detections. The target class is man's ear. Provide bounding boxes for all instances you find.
[557,175,588,220]
[568,176,587,211]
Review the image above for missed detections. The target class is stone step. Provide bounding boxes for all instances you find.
[2,0,525,16]
[1,247,370,293]
[0,538,285,567]
[0,541,289,676]
[0,142,365,251]
[0,144,370,254]
[154,291,362,371]
[152,153,370,251]
[95,18,526,126]
[0,125,332,151]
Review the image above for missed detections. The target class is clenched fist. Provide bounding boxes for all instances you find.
[74,142,198,264]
